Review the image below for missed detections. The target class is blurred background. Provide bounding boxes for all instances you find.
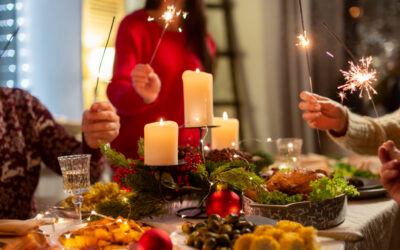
[0,0,399,208]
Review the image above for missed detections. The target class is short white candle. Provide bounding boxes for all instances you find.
[212,112,239,150]
[182,69,214,127]
[144,119,178,166]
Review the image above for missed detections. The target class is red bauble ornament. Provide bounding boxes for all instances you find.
[136,229,172,250]
[206,189,242,218]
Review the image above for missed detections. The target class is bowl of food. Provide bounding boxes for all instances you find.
[243,168,358,229]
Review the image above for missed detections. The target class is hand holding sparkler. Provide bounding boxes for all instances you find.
[132,64,161,104]
[298,91,348,136]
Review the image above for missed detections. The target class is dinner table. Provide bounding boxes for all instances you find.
[39,194,400,250]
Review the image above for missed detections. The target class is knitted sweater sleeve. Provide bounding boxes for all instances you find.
[328,108,400,155]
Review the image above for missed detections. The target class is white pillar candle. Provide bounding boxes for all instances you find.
[212,112,239,150]
[144,119,178,166]
[182,69,214,127]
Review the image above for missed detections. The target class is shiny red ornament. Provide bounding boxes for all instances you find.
[206,189,242,218]
[136,229,172,250]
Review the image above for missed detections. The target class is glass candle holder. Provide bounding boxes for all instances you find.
[58,154,91,221]
[276,138,303,169]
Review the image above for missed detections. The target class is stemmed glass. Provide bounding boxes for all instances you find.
[58,154,91,221]
[276,138,303,169]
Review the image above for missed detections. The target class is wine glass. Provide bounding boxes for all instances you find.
[276,138,303,170]
[58,154,91,221]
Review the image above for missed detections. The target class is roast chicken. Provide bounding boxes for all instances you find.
[266,169,326,195]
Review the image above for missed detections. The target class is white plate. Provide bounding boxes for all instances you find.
[50,222,127,250]
[170,229,194,250]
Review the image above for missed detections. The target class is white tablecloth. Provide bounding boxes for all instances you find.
[41,196,400,250]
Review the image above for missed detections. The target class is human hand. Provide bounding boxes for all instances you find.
[132,64,161,104]
[298,91,347,135]
[378,140,400,205]
[82,102,120,149]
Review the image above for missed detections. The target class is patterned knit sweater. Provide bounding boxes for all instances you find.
[328,108,400,155]
[0,88,105,219]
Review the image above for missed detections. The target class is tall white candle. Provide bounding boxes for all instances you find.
[212,112,239,150]
[182,69,213,127]
[144,119,178,166]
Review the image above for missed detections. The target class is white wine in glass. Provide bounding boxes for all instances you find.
[58,154,91,221]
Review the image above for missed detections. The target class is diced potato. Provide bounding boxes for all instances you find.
[94,228,112,241]
[98,240,112,247]
[250,235,279,250]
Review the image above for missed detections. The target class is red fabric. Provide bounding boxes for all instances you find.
[107,10,215,159]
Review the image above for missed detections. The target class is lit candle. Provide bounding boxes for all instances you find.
[144,119,178,165]
[212,112,239,150]
[182,69,213,127]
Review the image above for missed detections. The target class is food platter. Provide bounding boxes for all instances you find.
[242,194,347,230]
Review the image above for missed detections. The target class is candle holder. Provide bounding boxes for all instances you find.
[183,125,219,163]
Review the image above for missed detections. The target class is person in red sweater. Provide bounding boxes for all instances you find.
[107,0,215,159]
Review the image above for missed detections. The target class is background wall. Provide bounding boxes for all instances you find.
[20,0,83,121]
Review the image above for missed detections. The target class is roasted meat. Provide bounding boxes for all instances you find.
[266,169,326,195]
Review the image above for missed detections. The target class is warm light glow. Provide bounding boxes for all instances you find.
[195,68,200,73]
[296,33,310,48]
[178,27,182,33]
[91,210,97,215]
[162,5,175,23]
[338,91,347,104]
[116,218,122,223]
[122,197,128,202]
[339,56,377,100]
[160,118,164,125]
[147,16,154,22]
[65,234,71,239]
[267,137,272,142]
[88,47,115,81]
[222,111,228,120]
[204,145,210,151]
[36,213,44,219]
[349,6,362,18]
[231,142,236,147]
[56,218,64,224]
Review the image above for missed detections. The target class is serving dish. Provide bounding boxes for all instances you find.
[242,194,347,230]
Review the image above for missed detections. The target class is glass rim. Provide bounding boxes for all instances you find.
[276,138,303,142]
[57,154,91,161]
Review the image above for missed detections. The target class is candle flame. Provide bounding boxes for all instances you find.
[222,112,228,120]
[195,68,200,73]
[160,118,164,125]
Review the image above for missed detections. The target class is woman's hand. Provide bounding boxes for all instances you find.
[132,64,161,104]
[298,91,348,135]
[82,102,120,149]
[378,140,400,205]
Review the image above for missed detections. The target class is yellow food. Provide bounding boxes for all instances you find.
[234,220,320,250]
[59,216,151,249]
[61,182,127,211]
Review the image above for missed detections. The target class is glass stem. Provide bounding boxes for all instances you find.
[72,195,84,221]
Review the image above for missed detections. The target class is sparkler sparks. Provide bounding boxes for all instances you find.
[296,33,310,48]
[148,5,188,65]
[337,91,347,104]
[338,56,377,100]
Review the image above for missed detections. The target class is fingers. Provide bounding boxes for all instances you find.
[299,91,328,103]
[298,101,321,112]
[90,102,115,112]
[302,112,321,121]
[82,121,119,133]
[378,146,390,163]
[381,160,400,180]
[84,111,119,123]
[132,64,153,75]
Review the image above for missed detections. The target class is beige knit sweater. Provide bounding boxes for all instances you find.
[328,108,400,155]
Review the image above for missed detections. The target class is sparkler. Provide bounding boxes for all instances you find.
[94,16,115,102]
[148,4,188,65]
[322,23,379,117]
[297,0,320,146]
